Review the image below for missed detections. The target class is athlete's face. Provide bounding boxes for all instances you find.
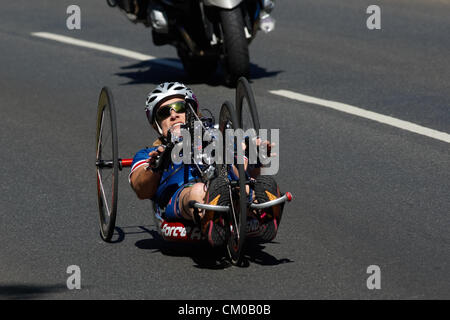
[157,98,186,137]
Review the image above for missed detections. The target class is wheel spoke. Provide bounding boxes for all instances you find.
[228,185,240,241]
[97,169,111,217]
[96,112,104,160]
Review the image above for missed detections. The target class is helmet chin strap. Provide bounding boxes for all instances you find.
[159,130,172,145]
[155,121,163,135]
[155,120,172,145]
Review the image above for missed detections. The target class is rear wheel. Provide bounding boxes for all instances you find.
[218,101,247,266]
[96,87,119,242]
[219,5,250,87]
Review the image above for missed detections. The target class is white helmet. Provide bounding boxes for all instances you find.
[145,82,198,134]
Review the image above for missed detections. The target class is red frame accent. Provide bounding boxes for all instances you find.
[285,192,293,201]
[159,221,204,242]
[120,158,133,167]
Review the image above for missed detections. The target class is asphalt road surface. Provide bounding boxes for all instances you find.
[1,0,449,299]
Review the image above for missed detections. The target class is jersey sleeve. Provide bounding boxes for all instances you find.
[128,147,157,184]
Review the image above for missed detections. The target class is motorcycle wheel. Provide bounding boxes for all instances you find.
[219,5,250,87]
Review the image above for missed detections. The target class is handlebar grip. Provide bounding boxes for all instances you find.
[149,144,168,171]
[151,153,164,170]
[188,200,198,208]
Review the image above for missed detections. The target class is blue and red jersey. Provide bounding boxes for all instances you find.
[129,147,202,207]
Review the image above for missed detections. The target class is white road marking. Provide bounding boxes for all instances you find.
[30,32,450,145]
[31,32,183,69]
[270,89,450,144]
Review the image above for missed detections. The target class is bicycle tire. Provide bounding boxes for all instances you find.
[236,77,260,132]
[218,101,247,266]
[236,77,262,169]
[95,87,119,242]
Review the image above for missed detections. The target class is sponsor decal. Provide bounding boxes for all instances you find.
[160,221,204,241]
[159,218,269,241]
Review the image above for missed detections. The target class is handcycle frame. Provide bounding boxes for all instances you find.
[95,77,292,266]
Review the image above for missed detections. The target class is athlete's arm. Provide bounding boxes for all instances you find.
[130,146,165,199]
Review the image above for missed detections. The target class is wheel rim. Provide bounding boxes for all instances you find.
[96,87,118,242]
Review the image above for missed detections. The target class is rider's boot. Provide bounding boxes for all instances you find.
[201,176,229,247]
[253,175,283,242]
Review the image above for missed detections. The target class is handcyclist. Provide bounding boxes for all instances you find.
[129,82,283,246]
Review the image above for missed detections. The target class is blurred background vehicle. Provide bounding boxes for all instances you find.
[106,0,276,86]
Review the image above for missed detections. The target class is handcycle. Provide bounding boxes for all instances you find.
[95,77,292,266]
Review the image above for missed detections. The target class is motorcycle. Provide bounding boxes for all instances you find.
[106,0,276,86]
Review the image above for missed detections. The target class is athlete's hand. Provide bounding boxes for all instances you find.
[146,145,166,170]
[255,138,276,158]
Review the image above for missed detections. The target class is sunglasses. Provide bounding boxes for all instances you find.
[156,101,187,123]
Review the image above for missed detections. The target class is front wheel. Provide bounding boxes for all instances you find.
[218,101,248,266]
[219,5,250,87]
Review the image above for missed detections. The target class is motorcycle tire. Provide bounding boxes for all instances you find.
[219,5,250,87]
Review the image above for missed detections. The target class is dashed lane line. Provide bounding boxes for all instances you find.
[270,90,450,144]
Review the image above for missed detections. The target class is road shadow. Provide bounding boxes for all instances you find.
[114,58,283,87]
[244,240,294,266]
[108,225,228,269]
[0,283,67,300]
[135,229,232,270]
[107,225,152,244]
[132,226,293,269]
